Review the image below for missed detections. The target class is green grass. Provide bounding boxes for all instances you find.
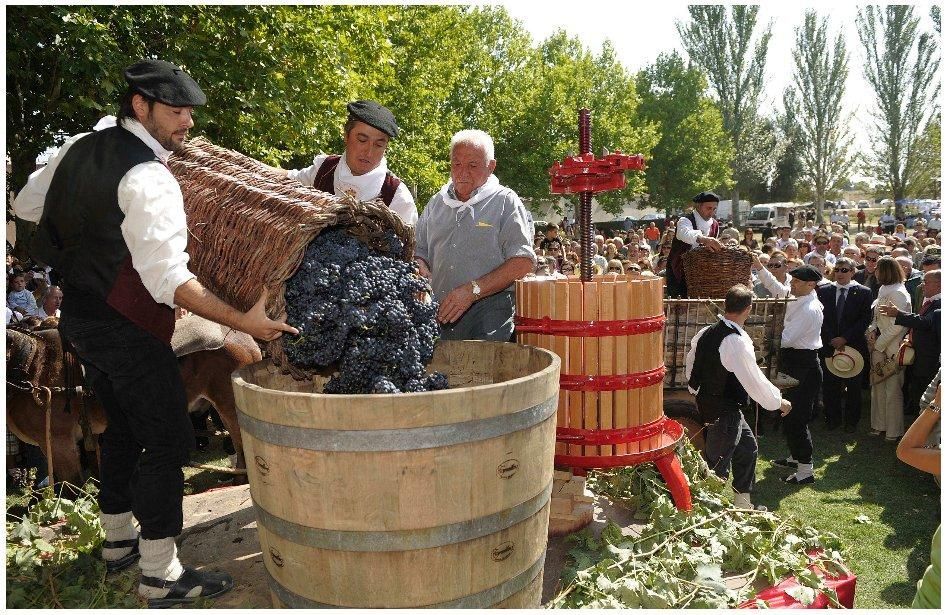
[748,397,939,609]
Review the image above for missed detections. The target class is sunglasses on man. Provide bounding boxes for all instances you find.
[768,261,786,269]
[865,256,878,263]
[834,267,853,273]
[608,266,622,273]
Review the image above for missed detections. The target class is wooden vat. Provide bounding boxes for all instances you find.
[231,340,560,608]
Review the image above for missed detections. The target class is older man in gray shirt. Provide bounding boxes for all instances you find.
[415,129,535,341]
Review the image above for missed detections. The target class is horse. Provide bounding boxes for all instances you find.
[6,319,261,485]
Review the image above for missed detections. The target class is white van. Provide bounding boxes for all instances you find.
[745,203,797,230]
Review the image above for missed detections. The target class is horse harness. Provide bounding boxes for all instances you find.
[6,327,99,460]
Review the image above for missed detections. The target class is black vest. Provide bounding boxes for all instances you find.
[688,320,750,423]
[30,126,176,344]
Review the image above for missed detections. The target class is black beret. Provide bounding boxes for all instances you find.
[693,191,720,203]
[124,60,206,106]
[347,100,399,138]
[789,264,823,282]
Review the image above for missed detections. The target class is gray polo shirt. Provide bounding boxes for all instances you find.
[415,182,536,301]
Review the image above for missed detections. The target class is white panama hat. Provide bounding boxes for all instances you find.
[824,346,865,379]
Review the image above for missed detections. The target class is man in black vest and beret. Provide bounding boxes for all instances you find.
[14,59,297,607]
[686,285,792,511]
[278,100,417,225]
[666,191,723,297]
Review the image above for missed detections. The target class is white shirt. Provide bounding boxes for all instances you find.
[685,316,783,411]
[13,120,195,308]
[36,307,61,319]
[676,211,714,246]
[755,265,824,350]
[288,153,418,226]
[928,217,941,230]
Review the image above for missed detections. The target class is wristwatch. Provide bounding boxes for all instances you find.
[926,402,941,414]
[471,279,481,298]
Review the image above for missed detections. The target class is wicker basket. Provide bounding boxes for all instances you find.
[167,137,414,372]
[681,246,753,298]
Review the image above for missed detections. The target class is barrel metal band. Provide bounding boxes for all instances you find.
[559,365,666,392]
[237,395,557,452]
[515,314,665,336]
[554,418,685,469]
[255,481,552,552]
[265,551,545,609]
[556,416,667,445]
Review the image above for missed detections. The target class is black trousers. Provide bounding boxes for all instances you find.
[59,314,193,540]
[780,348,822,465]
[822,368,863,427]
[702,410,758,493]
[665,268,687,298]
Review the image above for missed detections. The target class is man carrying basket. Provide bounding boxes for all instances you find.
[14,59,297,607]
[666,191,723,297]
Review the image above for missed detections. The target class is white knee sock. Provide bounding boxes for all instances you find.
[796,463,814,479]
[100,511,138,560]
[734,493,753,509]
[138,537,185,598]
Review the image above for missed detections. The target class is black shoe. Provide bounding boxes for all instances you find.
[142,568,234,608]
[103,537,140,574]
[825,421,841,431]
[772,457,798,469]
[843,424,857,433]
[784,474,815,484]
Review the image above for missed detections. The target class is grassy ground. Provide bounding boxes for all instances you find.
[748,395,939,609]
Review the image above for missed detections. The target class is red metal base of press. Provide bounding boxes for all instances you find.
[554,417,694,512]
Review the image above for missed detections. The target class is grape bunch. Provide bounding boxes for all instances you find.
[283,227,449,394]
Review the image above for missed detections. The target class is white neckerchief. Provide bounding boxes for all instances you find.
[833,279,858,290]
[438,175,502,221]
[119,118,173,163]
[333,153,389,202]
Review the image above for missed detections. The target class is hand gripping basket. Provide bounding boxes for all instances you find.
[167,137,414,372]
[682,246,753,298]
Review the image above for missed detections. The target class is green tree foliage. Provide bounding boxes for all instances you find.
[770,88,805,202]
[907,115,941,199]
[496,33,658,215]
[856,5,940,214]
[791,11,855,222]
[635,52,733,215]
[7,5,660,222]
[676,5,773,223]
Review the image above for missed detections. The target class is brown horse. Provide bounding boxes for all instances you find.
[6,323,261,485]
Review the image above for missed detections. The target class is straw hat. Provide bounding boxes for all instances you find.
[824,346,865,379]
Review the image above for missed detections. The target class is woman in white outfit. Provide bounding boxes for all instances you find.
[867,256,912,441]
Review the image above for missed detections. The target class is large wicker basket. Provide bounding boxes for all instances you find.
[168,137,414,371]
[682,246,753,298]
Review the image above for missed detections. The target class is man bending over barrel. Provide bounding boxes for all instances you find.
[686,285,792,511]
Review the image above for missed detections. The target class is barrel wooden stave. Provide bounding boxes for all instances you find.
[260,504,549,608]
[241,419,555,531]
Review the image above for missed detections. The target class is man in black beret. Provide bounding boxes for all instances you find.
[666,190,723,297]
[752,256,825,485]
[278,99,417,225]
[14,58,297,606]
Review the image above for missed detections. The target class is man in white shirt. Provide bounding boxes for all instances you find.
[277,100,417,226]
[13,59,296,607]
[686,285,792,511]
[752,258,825,485]
[666,191,723,297]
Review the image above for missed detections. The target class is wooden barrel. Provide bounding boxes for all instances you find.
[515,274,680,469]
[231,340,560,608]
